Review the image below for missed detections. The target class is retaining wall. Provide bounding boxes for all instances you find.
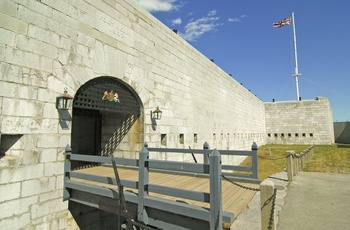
[265,97,334,145]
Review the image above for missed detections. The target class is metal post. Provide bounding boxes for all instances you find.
[63,144,71,201]
[209,149,222,230]
[203,142,210,164]
[138,145,149,224]
[251,142,259,179]
[292,12,302,101]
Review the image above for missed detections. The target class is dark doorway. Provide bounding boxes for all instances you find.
[71,109,101,155]
[70,77,143,169]
[71,109,102,169]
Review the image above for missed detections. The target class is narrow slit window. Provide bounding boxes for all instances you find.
[179,134,184,144]
[161,134,167,146]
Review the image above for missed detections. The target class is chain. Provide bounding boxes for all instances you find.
[222,175,260,191]
[223,175,277,229]
[258,155,285,160]
[261,186,277,230]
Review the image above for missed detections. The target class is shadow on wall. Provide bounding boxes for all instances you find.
[334,122,350,144]
[0,134,23,159]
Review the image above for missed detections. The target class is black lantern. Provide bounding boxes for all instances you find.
[151,106,162,120]
[56,88,73,110]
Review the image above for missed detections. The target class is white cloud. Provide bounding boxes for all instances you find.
[135,0,178,12]
[228,17,240,22]
[181,13,222,42]
[172,17,182,25]
[228,15,247,23]
[208,10,217,17]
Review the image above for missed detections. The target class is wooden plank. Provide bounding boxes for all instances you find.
[73,165,258,223]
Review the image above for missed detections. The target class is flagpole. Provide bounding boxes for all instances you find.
[292,12,301,101]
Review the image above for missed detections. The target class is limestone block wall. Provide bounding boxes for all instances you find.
[0,135,68,229]
[0,0,266,228]
[265,97,334,145]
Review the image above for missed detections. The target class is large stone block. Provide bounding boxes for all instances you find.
[0,164,44,184]
[18,5,58,31]
[21,177,56,197]
[0,182,21,202]
[0,213,31,230]
[39,188,62,202]
[0,28,16,46]
[16,34,58,59]
[40,149,57,163]
[0,0,18,17]
[0,195,37,219]
[30,198,67,219]
[22,149,41,165]
[44,162,64,177]
[0,12,27,34]
[37,135,59,148]
[2,98,43,117]
[5,47,40,70]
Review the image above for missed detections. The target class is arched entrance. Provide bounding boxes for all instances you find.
[71,76,143,168]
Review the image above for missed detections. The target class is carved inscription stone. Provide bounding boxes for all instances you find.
[95,12,133,46]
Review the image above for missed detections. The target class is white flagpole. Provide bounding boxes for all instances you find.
[292,12,301,101]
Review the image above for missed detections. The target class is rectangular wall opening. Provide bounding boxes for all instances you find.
[179,134,184,144]
[161,134,167,146]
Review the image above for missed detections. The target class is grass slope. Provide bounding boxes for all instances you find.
[240,144,350,180]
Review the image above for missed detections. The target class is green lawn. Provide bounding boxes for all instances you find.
[240,144,350,180]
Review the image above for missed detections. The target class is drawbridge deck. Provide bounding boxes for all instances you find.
[64,143,261,229]
[74,165,258,218]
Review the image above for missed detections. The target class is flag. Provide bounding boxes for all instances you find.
[273,17,291,28]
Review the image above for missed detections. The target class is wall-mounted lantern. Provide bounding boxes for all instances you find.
[151,106,162,120]
[56,88,73,110]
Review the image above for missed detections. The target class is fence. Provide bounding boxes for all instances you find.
[63,142,260,230]
[258,145,314,230]
[285,145,314,182]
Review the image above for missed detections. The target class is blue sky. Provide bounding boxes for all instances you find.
[135,0,350,121]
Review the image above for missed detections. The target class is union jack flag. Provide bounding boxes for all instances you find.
[273,17,291,28]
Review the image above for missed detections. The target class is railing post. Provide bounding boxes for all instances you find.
[293,153,298,176]
[309,145,314,160]
[251,142,259,179]
[286,151,294,183]
[138,143,149,224]
[203,142,210,164]
[209,149,222,230]
[300,151,304,170]
[63,144,71,201]
[260,180,276,230]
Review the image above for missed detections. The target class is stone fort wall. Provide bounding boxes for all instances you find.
[265,97,334,145]
[0,0,266,228]
[0,0,336,229]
